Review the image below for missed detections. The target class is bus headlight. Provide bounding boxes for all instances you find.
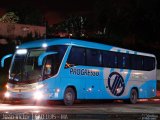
[6,84,9,89]
[4,92,10,98]
[34,91,43,100]
[36,84,44,90]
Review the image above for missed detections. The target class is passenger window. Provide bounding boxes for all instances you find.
[131,55,143,70]
[117,53,130,69]
[67,47,85,66]
[103,51,117,68]
[143,57,155,71]
[86,49,101,66]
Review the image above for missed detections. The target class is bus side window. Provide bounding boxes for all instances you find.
[66,47,85,67]
[117,53,130,69]
[143,57,155,71]
[86,49,101,67]
[131,55,143,70]
[103,51,117,68]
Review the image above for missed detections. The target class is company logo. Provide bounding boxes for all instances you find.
[108,72,125,96]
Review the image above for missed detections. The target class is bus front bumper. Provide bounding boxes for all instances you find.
[4,90,63,101]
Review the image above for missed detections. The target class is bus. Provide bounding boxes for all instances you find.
[1,38,157,105]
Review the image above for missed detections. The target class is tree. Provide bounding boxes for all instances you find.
[55,15,88,37]
[0,12,19,23]
[7,7,45,26]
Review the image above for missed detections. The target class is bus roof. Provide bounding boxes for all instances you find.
[18,38,155,57]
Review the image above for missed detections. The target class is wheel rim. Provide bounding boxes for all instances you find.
[65,92,73,101]
[64,88,75,105]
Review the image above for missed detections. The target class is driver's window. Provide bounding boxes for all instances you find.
[44,59,52,75]
[43,54,58,79]
[65,47,85,68]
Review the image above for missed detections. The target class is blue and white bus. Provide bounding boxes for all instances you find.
[1,38,157,105]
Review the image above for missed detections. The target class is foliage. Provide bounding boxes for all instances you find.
[93,0,160,43]
[55,15,88,37]
[0,12,19,23]
[7,7,45,26]
[0,73,7,91]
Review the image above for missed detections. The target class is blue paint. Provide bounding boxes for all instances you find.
[19,38,113,51]
[110,68,115,73]
[139,80,156,98]
[134,51,137,55]
[38,51,57,66]
[1,54,12,67]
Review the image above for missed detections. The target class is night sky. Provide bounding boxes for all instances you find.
[0,0,93,24]
[0,0,160,67]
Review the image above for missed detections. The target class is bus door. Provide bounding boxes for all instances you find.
[63,65,86,99]
[65,46,103,99]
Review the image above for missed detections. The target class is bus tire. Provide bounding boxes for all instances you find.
[64,87,75,106]
[129,89,138,104]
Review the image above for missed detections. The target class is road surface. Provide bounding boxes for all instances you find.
[0,100,160,120]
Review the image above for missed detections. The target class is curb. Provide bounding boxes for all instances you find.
[139,99,160,102]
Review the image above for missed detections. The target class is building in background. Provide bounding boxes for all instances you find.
[0,22,46,44]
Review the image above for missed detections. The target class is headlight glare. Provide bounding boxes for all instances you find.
[4,92,10,98]
[34,91,43,100]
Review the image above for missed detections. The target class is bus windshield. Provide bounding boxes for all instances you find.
[10,49,45,84]
[9,45,68,84]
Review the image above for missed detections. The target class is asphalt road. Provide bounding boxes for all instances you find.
[0,100,160,120]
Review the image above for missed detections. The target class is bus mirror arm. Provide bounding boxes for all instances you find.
[38,52,57,66]
[1,54,13,68]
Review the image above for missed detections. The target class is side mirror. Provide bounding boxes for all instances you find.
[1,54,13,68]
[38,52,57,66]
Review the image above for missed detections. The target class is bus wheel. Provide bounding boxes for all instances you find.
[64,87,75,106]
[129,89,138,104]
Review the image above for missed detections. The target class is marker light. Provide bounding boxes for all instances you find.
[116,88,120,92]
[88,88,92,92]
[152,89,155,92]
[55,88,60,93]
[34,91,43,100]
[16,49,27,55]
[42,43,48,48]
[140,88,143,92]
[16,46,19,49]
[4,92,10,98]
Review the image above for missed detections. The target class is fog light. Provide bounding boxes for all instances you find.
[88,88,92,92]
[4,92,10,98]
[55,88,60,93]
[34,91,43,100]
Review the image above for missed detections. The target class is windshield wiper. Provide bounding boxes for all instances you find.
[12,73,21,82]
